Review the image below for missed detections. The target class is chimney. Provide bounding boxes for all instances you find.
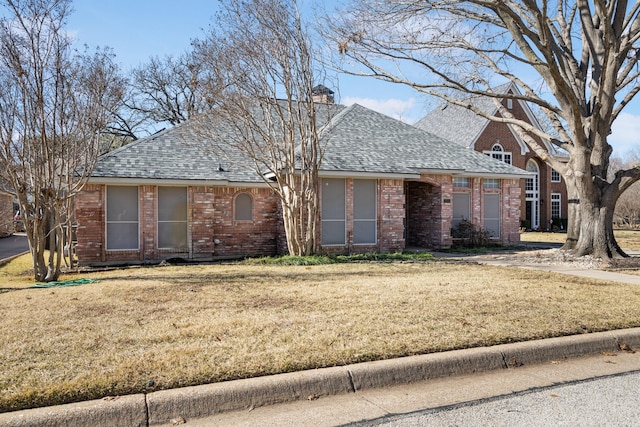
[311,84,334,104]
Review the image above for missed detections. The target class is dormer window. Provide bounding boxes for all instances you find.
[484,143,512,165]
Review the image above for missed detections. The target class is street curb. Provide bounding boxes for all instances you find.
[2,328,640,426]
[0,250,29,267]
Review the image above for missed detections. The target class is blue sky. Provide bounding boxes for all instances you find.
[67,0,428,124]
[67,0,638,156]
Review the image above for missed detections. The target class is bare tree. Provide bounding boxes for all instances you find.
[611,153,640,228]
[327,0,640,258]
[0,0,123,281]
[193,0,334,256]
[124,52,218,129]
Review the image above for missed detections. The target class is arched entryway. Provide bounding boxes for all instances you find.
[404,181,443,248]
[525,159,540,230]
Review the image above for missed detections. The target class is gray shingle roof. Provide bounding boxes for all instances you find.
[414,86,509,148]
[321,104,529,177]
[91,101,529,183]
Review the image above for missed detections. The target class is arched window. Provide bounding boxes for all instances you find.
[484,143,512,164]
[235,193,253,221]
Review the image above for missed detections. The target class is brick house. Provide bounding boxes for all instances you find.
[415,83,568,231]
[75,102,530,266]
[0,182,15,238]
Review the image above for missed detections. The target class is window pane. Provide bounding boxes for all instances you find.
[483,194,500,237]
[322,179,346,219]
[322,221,345,245]
[453,177,470,188]
[158,187,187,221]
[107,223,138,250]
[106,186,138,250]
[107,186,138,222]
[353,180,376,219]
[235,193,253,221]
[484,179,500,189]
[159,222,188,248]
[452,193,470,227]
[353,221,376,244]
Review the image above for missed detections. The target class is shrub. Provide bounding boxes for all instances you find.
[451,219,492,248]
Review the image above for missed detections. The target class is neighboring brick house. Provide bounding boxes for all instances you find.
[0,183,15,237]
[75,102,530,266]
[415,83,568,231]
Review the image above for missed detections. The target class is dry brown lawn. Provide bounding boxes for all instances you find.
[520,229,640,251]
[3,255,640,413]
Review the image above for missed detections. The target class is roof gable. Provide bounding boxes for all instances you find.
[415,83,562,156]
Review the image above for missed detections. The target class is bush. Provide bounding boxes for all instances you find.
[452,219,492,248]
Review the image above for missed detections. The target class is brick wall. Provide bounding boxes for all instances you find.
[319,178,405,255]
[75,184,280,266]
[473,97,568,230]
[76,175,523,265]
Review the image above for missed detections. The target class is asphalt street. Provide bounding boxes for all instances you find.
[0,233,29,262]
[360,370,640,426]
[176,350,640,427]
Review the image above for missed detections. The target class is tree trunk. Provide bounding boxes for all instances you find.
[562,174,580,251]
[571,179,626,259]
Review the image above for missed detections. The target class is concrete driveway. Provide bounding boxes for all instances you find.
[0,233,29,263]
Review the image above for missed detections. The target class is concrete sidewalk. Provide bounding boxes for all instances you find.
[438,250,640,286]
[2,329,640,427]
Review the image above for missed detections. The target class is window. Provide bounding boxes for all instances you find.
[453,177,470,188]
[106,186,139,250]
[484,178,500,189]
[452,193,470,229]
[506,99,513,109]
[484,143,512,165]
[551,193,561,218]
[321,178,346,245]
[483,194,500,237]
[353,179,377,244]
[551,168,561,183]
[158,187,187,249]
[235,193,253,221]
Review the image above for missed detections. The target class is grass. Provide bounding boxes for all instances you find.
[3,251,640,413]
[520,229,640,251]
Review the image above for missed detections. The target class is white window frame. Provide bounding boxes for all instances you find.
[551,168,561,183]
[484,143,512,165]
[484,178,500,189]
[453,177,470,188]
[551,193,561,218]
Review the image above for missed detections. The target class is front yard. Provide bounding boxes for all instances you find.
[2,253,640,412]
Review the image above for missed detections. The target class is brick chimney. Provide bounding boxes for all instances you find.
[311,85,334,104]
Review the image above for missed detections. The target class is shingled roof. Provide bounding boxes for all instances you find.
[414,84,512,149]
[320,104,530,178]
[90,102,529,184]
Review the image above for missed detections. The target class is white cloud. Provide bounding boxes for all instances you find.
[610,112,640,156]
[342,96,417,123]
